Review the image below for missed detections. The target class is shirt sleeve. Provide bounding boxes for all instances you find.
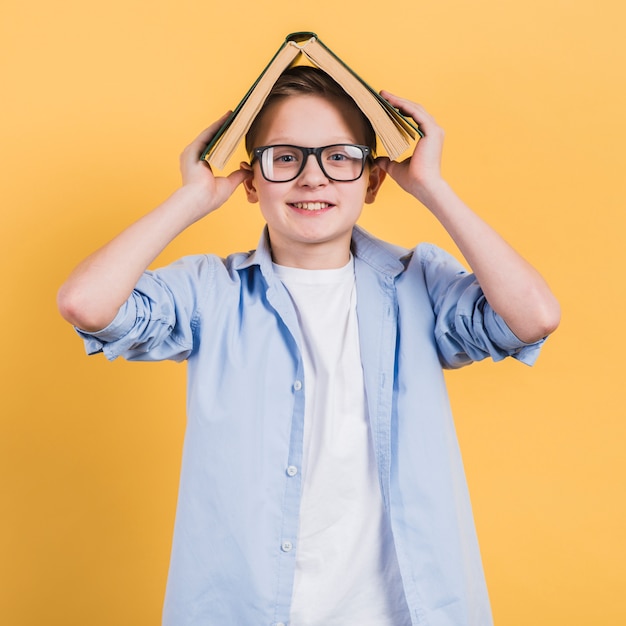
[417,243,545,369]
[75,255,214,362]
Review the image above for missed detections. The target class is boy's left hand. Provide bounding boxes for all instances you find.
[376,91,446,206]
[377,93,561,344]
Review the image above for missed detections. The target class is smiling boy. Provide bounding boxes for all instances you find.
[58,66,560,626]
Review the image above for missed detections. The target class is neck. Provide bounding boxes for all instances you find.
[269,235,352,270]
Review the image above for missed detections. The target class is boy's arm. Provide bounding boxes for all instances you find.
[57,115,251,332]
[377,92,560,344]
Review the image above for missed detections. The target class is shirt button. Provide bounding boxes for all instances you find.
[286,465,298,477]
[281,540,293,552]
[293,380,302,391]
[275,623,286,626]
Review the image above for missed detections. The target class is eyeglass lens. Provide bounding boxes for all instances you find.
[258,145,366,182]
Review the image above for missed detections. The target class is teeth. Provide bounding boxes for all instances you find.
[292,202,329,211]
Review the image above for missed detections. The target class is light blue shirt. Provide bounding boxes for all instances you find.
[79,226,544,626]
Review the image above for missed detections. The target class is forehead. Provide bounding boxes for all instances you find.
[252,94,367,147]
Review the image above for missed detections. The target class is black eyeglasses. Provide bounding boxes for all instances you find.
[251,144,372,183]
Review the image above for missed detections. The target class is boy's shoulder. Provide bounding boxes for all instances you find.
[351,226,449,275]
[352,226,411,260]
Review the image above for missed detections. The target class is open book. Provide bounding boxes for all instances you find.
[202,32,422,169]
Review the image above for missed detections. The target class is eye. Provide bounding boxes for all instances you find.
[324,145,363,164]
[327,151,348,162]
[270,147,301,166]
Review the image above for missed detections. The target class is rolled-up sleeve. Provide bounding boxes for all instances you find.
[75,256,212,362]
[418,243,545,369]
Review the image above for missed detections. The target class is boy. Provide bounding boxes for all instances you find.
[58,66,560,625]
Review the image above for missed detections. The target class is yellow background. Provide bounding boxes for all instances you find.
[2,1,624,624]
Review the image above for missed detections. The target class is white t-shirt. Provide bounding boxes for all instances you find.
[274,257,411,626]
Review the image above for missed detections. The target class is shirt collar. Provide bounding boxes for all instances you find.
[233,225,410,279]
[232,226,274,274]
[351,225,409,278]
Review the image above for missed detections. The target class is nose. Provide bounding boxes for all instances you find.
[297,153,328,186]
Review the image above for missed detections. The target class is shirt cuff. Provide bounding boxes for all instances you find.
[485,308,546,366]
[74,298,138,359]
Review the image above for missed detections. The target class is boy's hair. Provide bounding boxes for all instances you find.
[245,65,377,156]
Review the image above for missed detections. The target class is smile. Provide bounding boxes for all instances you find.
[290,202,332,211]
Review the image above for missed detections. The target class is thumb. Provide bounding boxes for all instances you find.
[375,156,392,173]
[225,166,252,189]
[376,156,406,181]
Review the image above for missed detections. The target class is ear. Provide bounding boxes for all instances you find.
[240,162,259,203]
[364,162,386,204]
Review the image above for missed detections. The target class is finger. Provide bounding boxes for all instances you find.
[184,111,233,159]
[374,156,391,172]
[211,167,253,206]
[196,111,232,142]
[226,167,252,188]
[380,91,437,131]
[380,90,424,113]
[375,155,411,181]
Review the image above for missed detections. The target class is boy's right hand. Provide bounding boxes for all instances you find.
[179,113,252,219]
[57,114,252,332]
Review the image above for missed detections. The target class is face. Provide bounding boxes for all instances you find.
[242,94,385,268]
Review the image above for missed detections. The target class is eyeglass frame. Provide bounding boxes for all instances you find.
[249,144,373,183]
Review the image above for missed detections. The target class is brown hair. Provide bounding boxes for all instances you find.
[244,65,376,156]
